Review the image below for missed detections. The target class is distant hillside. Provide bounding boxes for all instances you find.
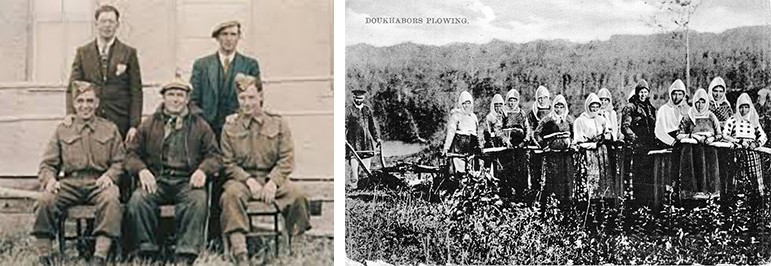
[346,26,771,142]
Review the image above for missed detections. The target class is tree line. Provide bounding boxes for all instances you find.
[346,25,771,143]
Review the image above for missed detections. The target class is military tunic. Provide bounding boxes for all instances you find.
[32,117,125,239]
[219,111,311,236]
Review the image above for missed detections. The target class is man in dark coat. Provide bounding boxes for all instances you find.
[190,20,260,140]
[125,77,222,265]
[67,5,142,141]
[345,88,381,189]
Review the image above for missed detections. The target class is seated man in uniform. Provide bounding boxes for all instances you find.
[32,81,125,266]
[219,73,311,265]
[125,77,222,265]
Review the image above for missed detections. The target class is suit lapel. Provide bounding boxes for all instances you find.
[208,53,221,94]
[84,41,103,82]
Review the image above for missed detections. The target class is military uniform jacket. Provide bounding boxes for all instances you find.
[67,39,143,138]
[221,111,294,187]
[38,117,126,185]
[190,52,260,134]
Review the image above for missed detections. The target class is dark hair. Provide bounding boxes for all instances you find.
[94,5,120,21]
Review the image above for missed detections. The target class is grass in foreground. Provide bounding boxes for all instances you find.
[346,188,771,265]
[0,219,332,266]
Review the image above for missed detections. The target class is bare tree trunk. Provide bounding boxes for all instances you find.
[686,20,691,91]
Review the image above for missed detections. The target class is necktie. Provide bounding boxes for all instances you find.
[100,45,109,81]
[223,57,230,74]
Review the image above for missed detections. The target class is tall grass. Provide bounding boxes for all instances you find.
[346,188,771,265]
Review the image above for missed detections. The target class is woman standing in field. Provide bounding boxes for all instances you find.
[676,88,722,198]
[483,94,505,148]
[598,88,620,141]
[620,80,657,203]
[528,86,552,145]
[621,79,657,148]
[442,90,480,174]
[527,86,552,192]
[597,88,625,202]
[723,93,767,198]
[501,89,530,198]
[708,77,733,126]
[574,93,615,199]
[503,89,529,147]
[535,95,574,200]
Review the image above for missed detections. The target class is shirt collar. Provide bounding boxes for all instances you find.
[241,112,264,128]
[219,51,235,66]
[75,117,96,132]
[96,37,116,55]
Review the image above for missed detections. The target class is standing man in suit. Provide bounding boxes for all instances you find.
[190,20,260,141]
[67,5,143,142]
[189,20,260,247]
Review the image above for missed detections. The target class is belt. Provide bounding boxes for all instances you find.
[161,169,192,177]
[66,170,102,179]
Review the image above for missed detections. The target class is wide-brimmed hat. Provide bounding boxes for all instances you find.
[351,88,367,96]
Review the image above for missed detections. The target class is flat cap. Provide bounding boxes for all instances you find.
[211,20,241,38]
[160,74,192,94]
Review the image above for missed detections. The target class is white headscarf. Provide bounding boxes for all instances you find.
[734,93,760,127]
[708,77,729,107]
[458,90,474,115]
[551,94,569,122]
[487,94,504,118]
[597,88,613,111]
[505,89,521,113]
[532,86,551,117]
[688,88,711,123]
[667,79,689,115]
[582,93,602,119]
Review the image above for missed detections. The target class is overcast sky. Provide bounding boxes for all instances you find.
[346,0,771,46]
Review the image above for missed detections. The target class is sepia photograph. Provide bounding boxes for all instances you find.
[345,0,771,265]
[0,0,332,265]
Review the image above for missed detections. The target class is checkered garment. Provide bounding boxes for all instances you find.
[735,149,764,194]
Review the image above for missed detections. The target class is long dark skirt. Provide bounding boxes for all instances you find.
[498,148,529,198]
[449,134,479,173]
[678,143,720,197]
[541,151,575,202]
[576,145,618,200]
[629,147,668,208]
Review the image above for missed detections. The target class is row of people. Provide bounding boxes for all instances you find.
[33,75,310,266]
[443,77,768,200]
[34,5,297,266]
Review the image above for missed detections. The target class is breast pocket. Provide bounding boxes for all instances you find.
[225,130,250,160]
[93,132,116,165]
[60,135,86,167]
[259,123,280,159]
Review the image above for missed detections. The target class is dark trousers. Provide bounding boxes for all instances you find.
[126,177,208,256]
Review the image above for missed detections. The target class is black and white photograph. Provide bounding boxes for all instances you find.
[345,0,771,264]
[0,0,333,265]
